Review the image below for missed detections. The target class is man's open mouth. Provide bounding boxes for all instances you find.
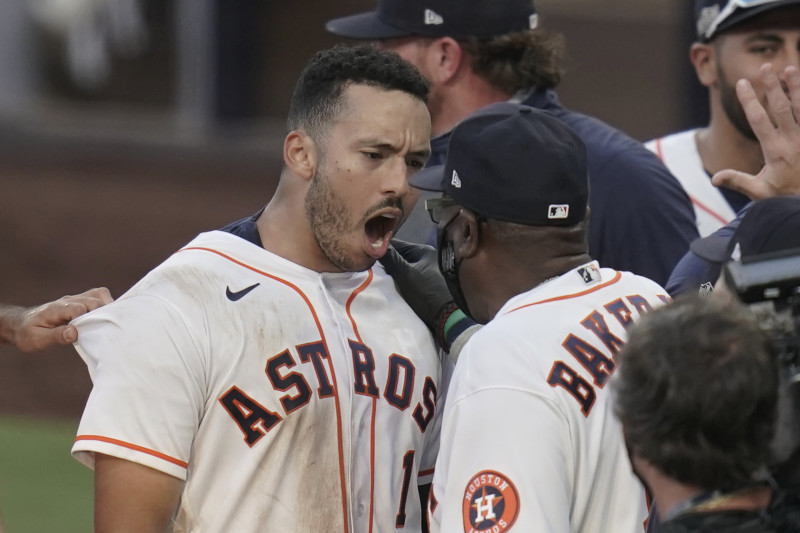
[364,210,401,257]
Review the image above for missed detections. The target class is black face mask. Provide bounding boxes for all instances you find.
[437,216,474,321]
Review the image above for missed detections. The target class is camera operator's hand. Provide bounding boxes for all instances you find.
[712,64,800,200]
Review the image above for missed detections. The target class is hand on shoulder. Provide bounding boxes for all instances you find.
[0,287,113,352]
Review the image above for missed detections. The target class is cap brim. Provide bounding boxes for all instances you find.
[710,0,800,40]
[689,232,732,263]
[325,12,412,39]
[409,165,445,191]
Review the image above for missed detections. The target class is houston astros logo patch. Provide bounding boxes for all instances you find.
[462,470,519,532]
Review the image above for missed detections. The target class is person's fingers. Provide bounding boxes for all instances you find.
[53,287,114,320]
[378,244,405,276]
[60,324,78,344]
[761,64,797,135]
[711,169,772,201]
[390,239,435,263]
[785,65,800,120]
[42,300,86,325]
[11,288,111,352]
[16,326,62,353]
[84,287,114,306]
[737,77,777,148]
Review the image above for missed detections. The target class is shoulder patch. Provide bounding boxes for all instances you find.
[462,470,519,532]
[577,264,601,284]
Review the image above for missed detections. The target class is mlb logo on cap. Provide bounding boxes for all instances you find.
[549,204,569,219]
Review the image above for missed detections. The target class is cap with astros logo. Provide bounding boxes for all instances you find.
[410,102,589,227]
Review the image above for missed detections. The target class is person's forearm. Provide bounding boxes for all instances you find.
[0,304,26,346]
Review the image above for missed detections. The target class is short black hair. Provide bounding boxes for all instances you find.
[614,296,778,490]
[287,44,430,142]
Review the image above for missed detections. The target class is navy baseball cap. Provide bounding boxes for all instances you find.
[696,0,800,42]
[410,102,588,226]
[326,0,538,40]
[691,195,800,263]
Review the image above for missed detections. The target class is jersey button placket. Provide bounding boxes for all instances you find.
[319,273,362,529]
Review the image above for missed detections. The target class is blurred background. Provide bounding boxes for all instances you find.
[0,0,704,530]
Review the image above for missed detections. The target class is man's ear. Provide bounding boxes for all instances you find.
[284,131,317,180]
[453,209,481,259]
[690,42,718,88]
[427,37,466,85]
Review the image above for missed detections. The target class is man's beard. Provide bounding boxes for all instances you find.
[718,63,758,141]
[304,166,359,272]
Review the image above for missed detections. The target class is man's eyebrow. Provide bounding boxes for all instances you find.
[358,138,395,149]
[360,139,431,158]
[743,32,785,44]
[411,147,432,159]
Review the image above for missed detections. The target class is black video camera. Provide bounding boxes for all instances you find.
[724,247,800,487]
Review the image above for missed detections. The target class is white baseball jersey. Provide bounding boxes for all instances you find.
[71,231,445,532]
[646,130,737,237]
[428,262,669,533]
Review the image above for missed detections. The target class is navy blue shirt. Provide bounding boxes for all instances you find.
[221,209,263,246]
[666,204,749,296]
[399,89,699,287]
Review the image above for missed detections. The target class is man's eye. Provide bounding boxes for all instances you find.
[408,159,425,169]
[364,152,382,160]
[750,45,777,55]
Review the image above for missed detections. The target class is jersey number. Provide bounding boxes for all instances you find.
[396,450,415,528]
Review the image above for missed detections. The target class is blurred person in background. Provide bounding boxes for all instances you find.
[668,61,800,295]
[30,0,149,89]
[647,0,800,238]
[327,0,699,287]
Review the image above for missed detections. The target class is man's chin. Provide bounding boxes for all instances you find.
[327,252,378,274]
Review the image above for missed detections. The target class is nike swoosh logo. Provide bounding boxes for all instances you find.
[226,283,260,302]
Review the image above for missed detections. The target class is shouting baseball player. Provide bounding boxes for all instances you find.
[70,45,445,532]
[410,103,670,532]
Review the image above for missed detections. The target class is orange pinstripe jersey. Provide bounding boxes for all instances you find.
[428,262,668,533]
[645,130,737,237]
[72,231,445,532]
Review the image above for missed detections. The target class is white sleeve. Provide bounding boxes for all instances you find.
[71,293,207,480]
[433,386,573,533]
